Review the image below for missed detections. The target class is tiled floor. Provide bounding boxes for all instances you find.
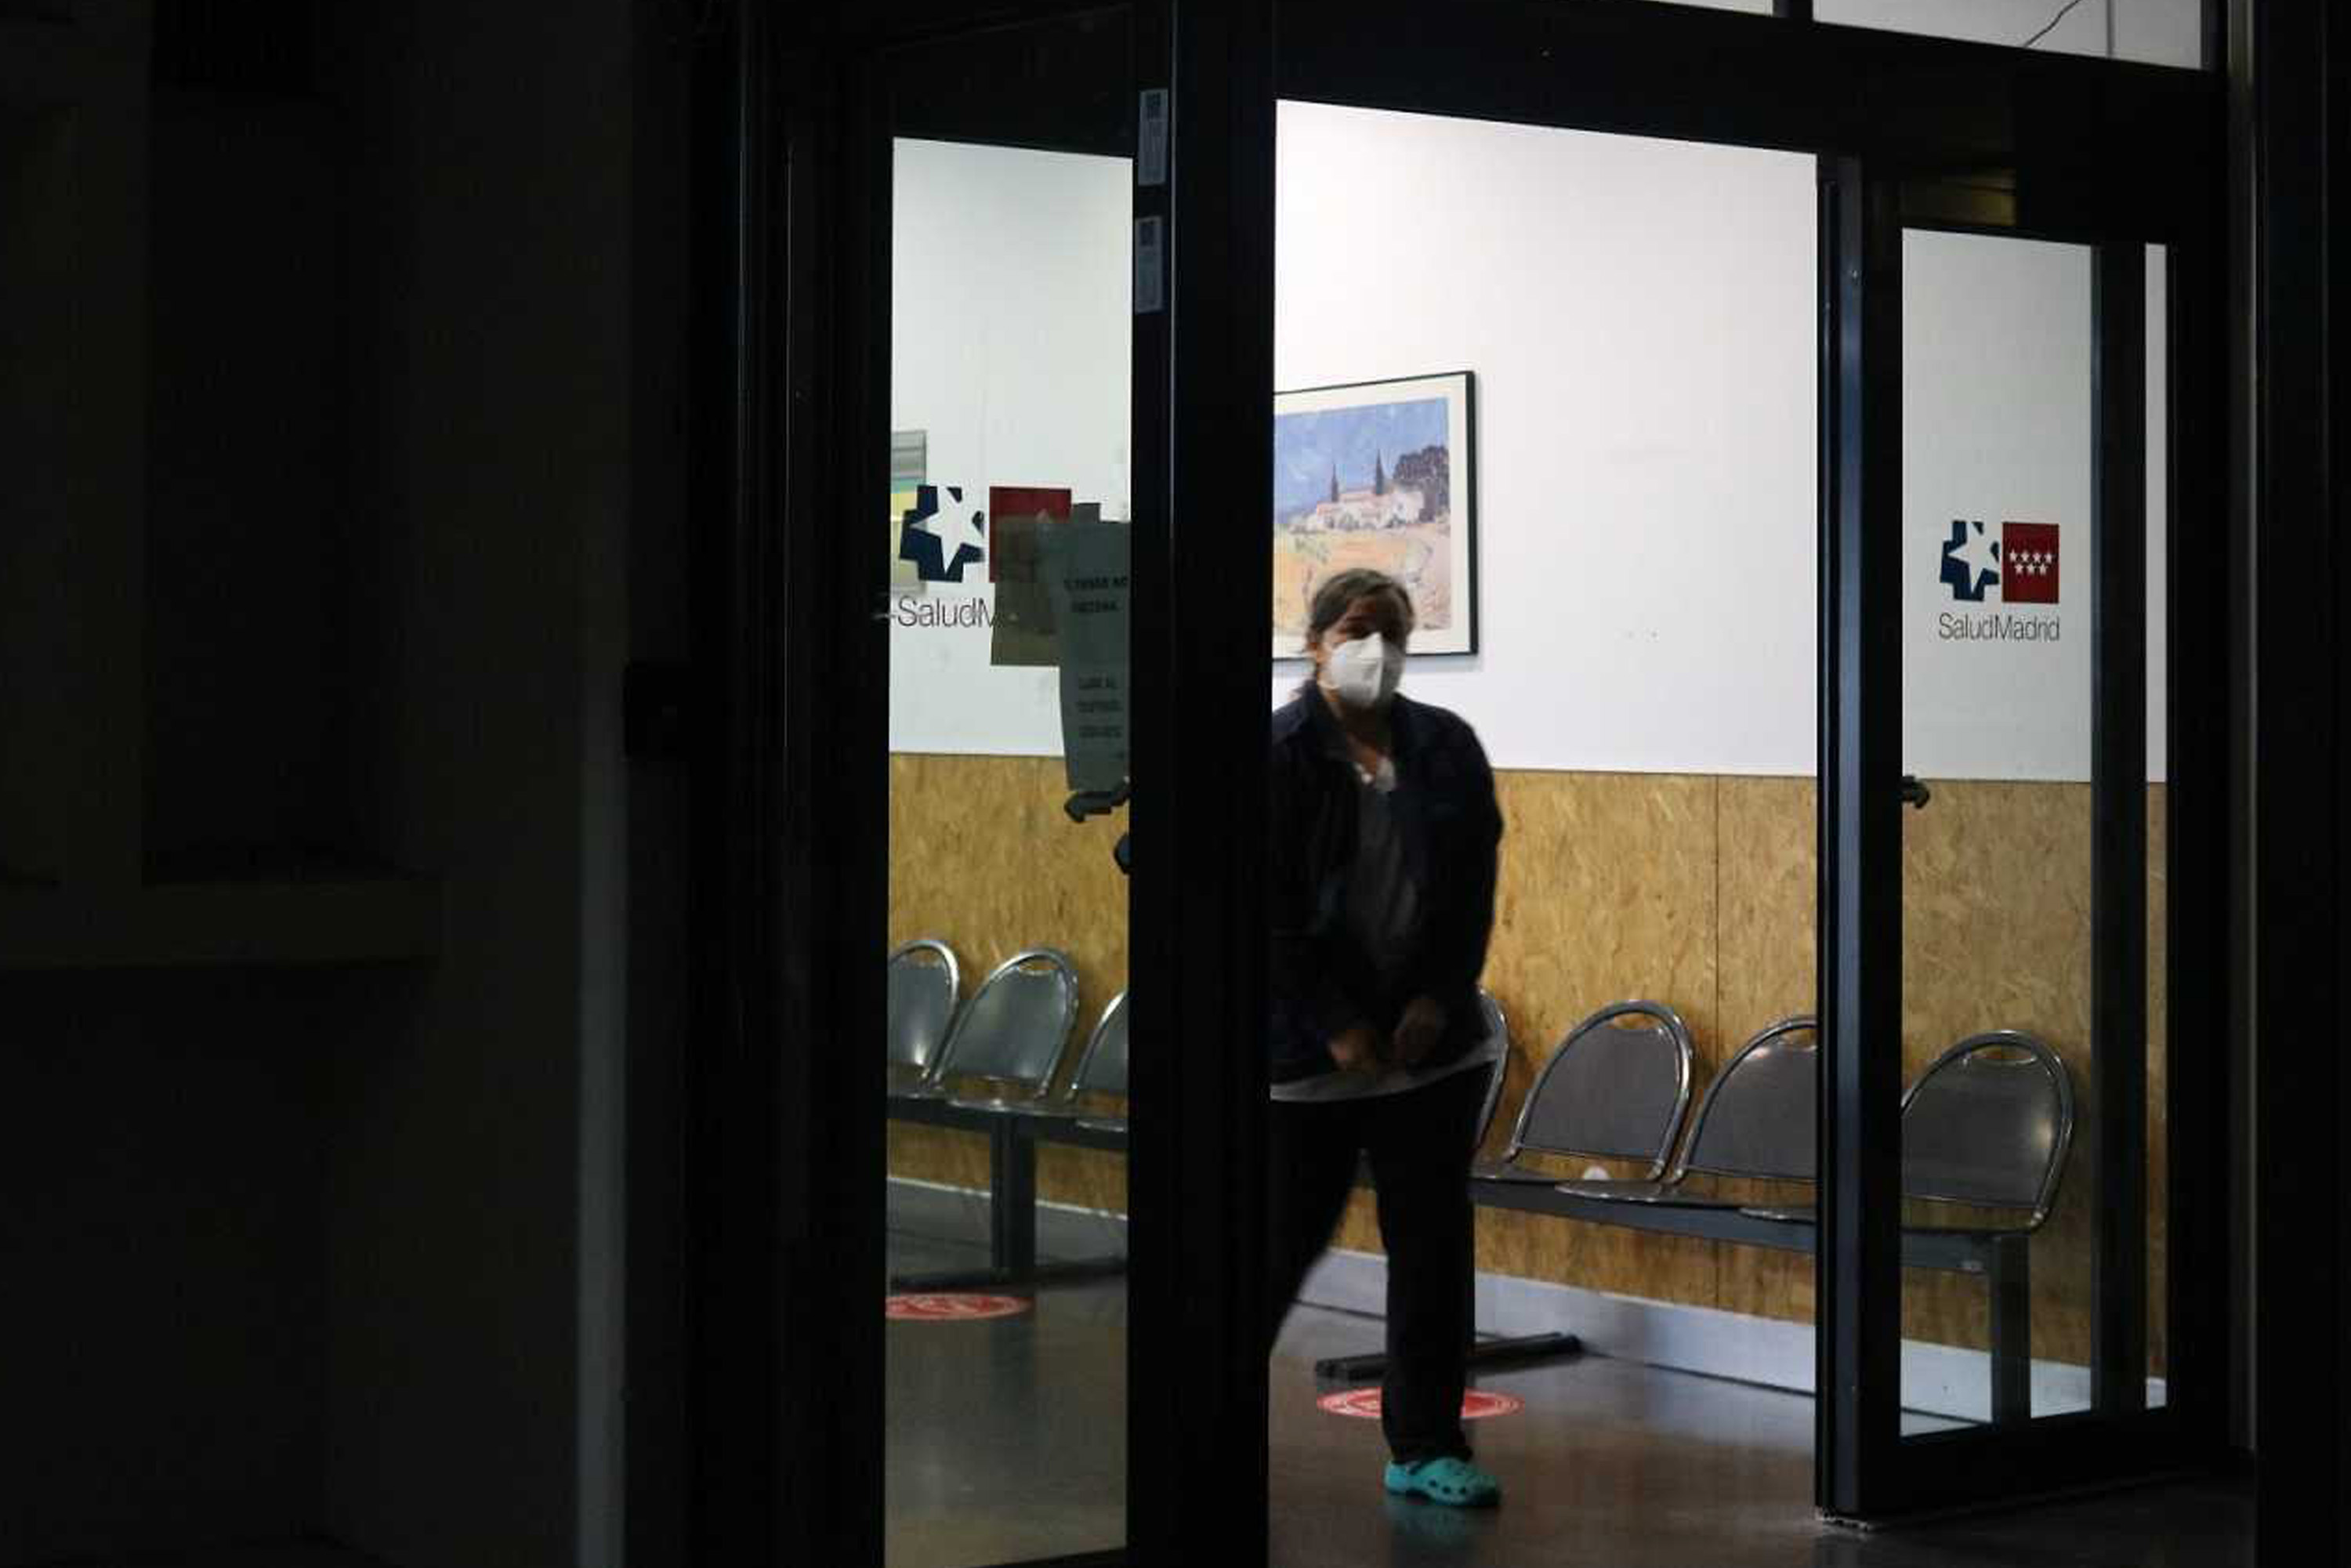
[886,1211,2253,1568]
[105,1214,2251,1568]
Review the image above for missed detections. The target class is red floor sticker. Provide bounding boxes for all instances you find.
[885,1292,1031,1322]
[1317,1388,1523,1421]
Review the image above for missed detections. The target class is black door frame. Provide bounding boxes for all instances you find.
[688,4,1277,1564]
[672,1,2240,1562]
[2245,3,2349,1566]
[1819,160,2231,1516]
[1280,0,2231,1523]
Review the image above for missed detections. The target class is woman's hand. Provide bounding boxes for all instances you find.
[1328,1022,1383,1072]
[1392,997,1448,1066]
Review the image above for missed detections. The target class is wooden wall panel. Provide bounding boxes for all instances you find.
[1715,777,1820,1326]
[883,755,2172,1378]
[1470,772,1722,1303]
[1900,781,2094,1363]
[887,753,1128,1208]
[889,753,1129,1008]
[1484,772,1722,1077]
[1717,777,1821,1053]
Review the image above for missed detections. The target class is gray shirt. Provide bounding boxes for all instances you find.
[1270,755,1499,1103]
[1342,755,1419,977]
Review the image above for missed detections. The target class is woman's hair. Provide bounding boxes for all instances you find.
[1301,568,1416,654]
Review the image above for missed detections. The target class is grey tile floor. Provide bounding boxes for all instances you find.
[887,1211,2253,1568]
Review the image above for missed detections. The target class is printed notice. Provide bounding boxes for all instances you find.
[1134,216,1165,315]
[1138,89,1169,187]
[1041,522,1131,794]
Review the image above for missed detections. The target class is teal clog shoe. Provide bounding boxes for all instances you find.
[1383,1455,1502,1508]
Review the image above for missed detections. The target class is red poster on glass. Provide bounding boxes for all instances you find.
[988,487,1072,582]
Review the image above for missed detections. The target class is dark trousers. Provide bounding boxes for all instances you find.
[1265,1065,1487,1465]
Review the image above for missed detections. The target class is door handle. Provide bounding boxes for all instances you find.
[1900,774,1933,809]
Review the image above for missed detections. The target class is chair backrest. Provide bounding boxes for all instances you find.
[1900,1030,2074,1225]
[1676,1016,1819,1182]
[1069,990,1130,1099]
[1503,1000,1694,1179]
[885,940,961,1077]
[1473,990,1510,1150]
[932,947,1081,1088]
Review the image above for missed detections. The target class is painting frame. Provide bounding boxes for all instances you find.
[1271,369,1477,660]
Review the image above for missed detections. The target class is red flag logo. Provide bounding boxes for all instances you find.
[2001,522,2060,604]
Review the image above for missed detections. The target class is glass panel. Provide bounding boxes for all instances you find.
[1817,0,2207,69]
[1268,98,1820,1553]
[1898,229,2158,1433]
[882,14,1133,1566]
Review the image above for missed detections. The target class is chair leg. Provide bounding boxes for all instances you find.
[1989,1232,2032,1423]
[994,1120,1035,1276]
[890,1120,1128,1292]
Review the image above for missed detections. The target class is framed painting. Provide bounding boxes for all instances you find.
[1271,370,1476,659]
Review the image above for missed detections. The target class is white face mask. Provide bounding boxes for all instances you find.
[1320,631,1404,710]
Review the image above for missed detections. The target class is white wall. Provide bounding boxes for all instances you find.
[1901,232,2172,783]
[888,139,1132,757]
[1272,103,1820,776]
[890,104,2171,784]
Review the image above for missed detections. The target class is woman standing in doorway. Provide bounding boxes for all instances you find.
[1267,567,1506,1509]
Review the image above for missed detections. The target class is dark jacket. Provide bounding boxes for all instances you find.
[1268,690,1503,1085]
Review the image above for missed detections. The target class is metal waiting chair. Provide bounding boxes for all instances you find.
[1472,999,1697,1190]
[916,947,1083,1109]
[1555,1013,1818,1206]
[885,947,1092,1293]
[1893,1029,2075,1230]
[1885,1028,2074,1423]
[1470,990,1511,1150]
[885,939,962,1093]
[980,987,1129,1139]
[1726,1025,2071,1227]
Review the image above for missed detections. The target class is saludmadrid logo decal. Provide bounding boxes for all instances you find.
[1936,519,2062,643]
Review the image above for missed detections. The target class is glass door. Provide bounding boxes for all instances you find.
[873,12,1139,1566]
[1819,161,2216,1518]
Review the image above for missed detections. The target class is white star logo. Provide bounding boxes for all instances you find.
[1953,523,2001,588]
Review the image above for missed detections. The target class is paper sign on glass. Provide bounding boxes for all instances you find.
[1041,521,1130,793]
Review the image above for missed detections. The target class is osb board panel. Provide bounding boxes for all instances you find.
[1333,1189,1381,1254]
[889,1122,993,1194]
[886,755,2172,1371]
[1038,1144,1128,1216]
[1717,777,1821,1054]
[1900,780,2094,1363]
[1715,777,1820,1325]
[1721,1244,1815,1327]
[1336,1184,1721,1317]
[888,753,1128,1208]
[1473,771,1722,1302]
[889,753,1129,1009]
[1483,772,1721,1077]
[1478,1206,1722,1309]
[886,1123,1126,1222]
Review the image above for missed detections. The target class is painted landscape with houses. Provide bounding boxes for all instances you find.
[1271,393,1454,651]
